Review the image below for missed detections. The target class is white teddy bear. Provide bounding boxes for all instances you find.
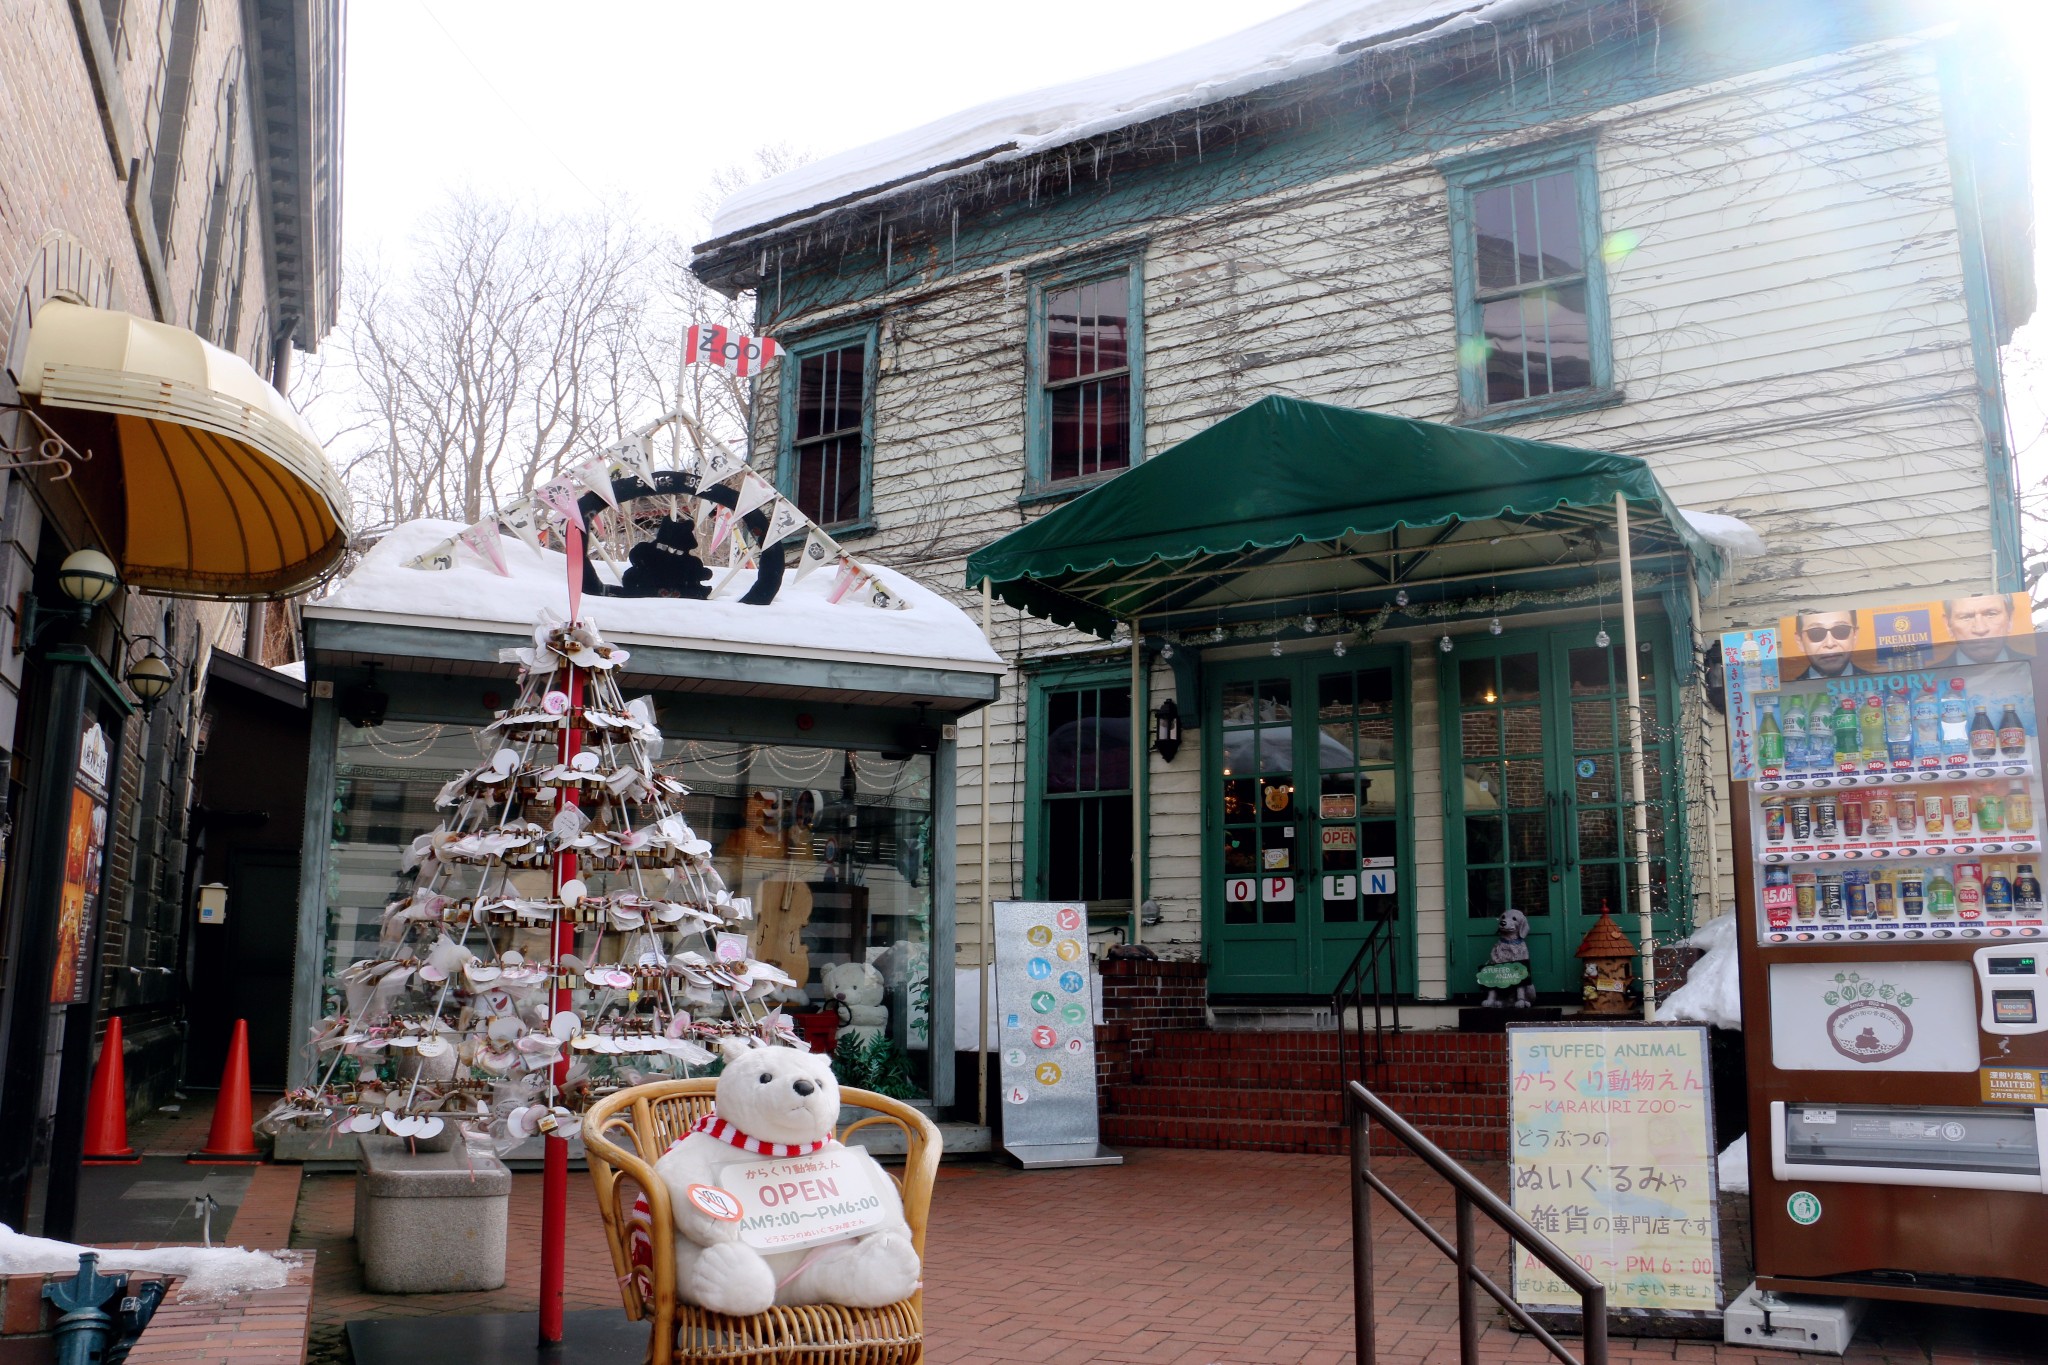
[821,961,888,1044]
[653,1044,921,1315]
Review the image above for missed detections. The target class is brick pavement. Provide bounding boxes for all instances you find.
[266,1142,2046,1365]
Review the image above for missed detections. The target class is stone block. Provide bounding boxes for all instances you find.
[354,1135,511,1293]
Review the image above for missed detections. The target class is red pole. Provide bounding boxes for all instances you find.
[541,528,587,1346]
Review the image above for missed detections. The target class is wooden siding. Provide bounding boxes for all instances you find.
[753,38,1998,978]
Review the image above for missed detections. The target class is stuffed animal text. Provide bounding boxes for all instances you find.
[653,1044,920,1314]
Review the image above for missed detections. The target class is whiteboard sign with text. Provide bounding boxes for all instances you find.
[1507,1025,1721,1314]
[993,901,1119,1166]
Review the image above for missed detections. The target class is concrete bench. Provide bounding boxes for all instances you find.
[354,1133,511,1293]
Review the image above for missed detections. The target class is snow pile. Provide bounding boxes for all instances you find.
[0,1224,288,1300]
[1717,1134,1748,1193]
[710,0,1557,240]
[1654,912,1741,1031]
[1679,509,1766,560]
[313,520,1002,670]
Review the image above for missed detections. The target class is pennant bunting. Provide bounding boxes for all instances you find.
[732,470,777,521]
[866,578,909,611]
[696,434,748,486]
[403,537,461,572]
[606,433,658,487]
[498,497,547,555]
[826,557,872,606]
[534,474,585,525]
[705,504,737,555]
[456,520,511,577]
[758,497,807,549]
[791,526,840,584]
[576,456,620,510]
[684,323,780,377]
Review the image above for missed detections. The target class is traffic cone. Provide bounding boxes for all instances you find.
[189,1019,262,1164]
[82,1015,140,1164]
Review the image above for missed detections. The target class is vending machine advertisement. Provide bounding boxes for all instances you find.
[1726,592,2048,1313]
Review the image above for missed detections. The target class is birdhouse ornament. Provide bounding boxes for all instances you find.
[1575,907,1637,1015]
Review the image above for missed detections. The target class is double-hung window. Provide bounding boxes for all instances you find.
[1028,673,1134,908]
[1027,259,1143,495]
[779,324,875,531]
[1444,142,1613,420]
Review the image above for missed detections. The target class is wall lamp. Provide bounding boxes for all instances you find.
[123,638,176,712]
[1152,697,1182,763]
[17,547,119,651]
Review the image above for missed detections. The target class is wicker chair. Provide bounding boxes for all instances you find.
[584,1078,939,1365]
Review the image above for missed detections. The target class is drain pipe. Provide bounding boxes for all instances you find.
[47,1252,163,1365]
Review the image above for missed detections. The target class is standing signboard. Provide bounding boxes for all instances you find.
[992,901,1122,1168]
[1507,1024,1720,1318]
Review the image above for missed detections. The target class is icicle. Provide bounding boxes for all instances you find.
[884,224,892,282]
[950,205,958,272]
[1194,112,1203,160]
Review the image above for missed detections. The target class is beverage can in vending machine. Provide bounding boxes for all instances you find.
[1788,794,1814,841]
[1951,791,1975,836]
[1818,871,1845,919]
[1898,866,1926,918]
[1873,871,1898,918]
[1764,866,1794,928]
[1840,791,1865,839]
[1793,870,1819,921]
[1814,791,1840,840]
[1762,796,1787,844]
[1866,791,1893,839]
[1844,869,1871,919]
[1895,791,1920,837]
[1923,794,1947,838]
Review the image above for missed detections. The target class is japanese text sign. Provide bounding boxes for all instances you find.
[1507,1025,1720,1314]
[717,1147,888,1251]
[993,901,1107,1162]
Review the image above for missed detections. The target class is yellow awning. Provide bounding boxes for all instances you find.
[16,301,352,598]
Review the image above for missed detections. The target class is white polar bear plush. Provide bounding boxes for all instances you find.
[821,961,888,1043]
[653,1045,920,1315]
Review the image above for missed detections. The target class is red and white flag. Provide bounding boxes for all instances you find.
[685,324,780,377]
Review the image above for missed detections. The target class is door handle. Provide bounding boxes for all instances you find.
[1564,790,1578,872]
[1547,793,1562,882]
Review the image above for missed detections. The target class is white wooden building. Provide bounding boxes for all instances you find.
[689,0,2032,1009]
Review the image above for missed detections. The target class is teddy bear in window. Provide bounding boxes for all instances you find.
[652,1043,921,1315]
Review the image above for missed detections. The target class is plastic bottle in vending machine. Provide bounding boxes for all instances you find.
[1955,861,1985,921]
[1884,687,1912,769]
[1928,866,1957,915]
[1941,680,1972,767]
[1808,693,1837,772]
[1970,698,1999,763]
[1912,684,1941,768]
[1978,784,2004,837]
[1999,698,2027,758]
[1860,695,1886,771]
[1782,694,1810,773]
[1835,694,1864,774]
[2007,780,2034,836]
[1758,701,1785,773]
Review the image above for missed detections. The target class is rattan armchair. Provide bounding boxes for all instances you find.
[584,1077,940,1365]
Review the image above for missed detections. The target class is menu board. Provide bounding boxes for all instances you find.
[1507,1025,1720,1314]
[992,901,1121,1168]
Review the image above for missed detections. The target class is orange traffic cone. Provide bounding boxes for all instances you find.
[82,1015,140,1164]
[189,1019,262,1164]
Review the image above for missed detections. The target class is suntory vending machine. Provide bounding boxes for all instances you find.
[1726,594,2048,1313]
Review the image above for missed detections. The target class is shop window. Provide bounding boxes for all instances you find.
[1027,260,1143,497]
[779,325,874,532]
[1031,678,1133,906]
[1443,141,1612,421]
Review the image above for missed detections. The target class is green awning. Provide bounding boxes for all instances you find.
[966,396,1722,638]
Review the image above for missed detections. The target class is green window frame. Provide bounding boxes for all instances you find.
[776,320,876,535]
[1023,256,1145,501]
[1443,140,1615,426]
[1022,664,1134,912]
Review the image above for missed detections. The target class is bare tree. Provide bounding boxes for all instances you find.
[337,194,663,533]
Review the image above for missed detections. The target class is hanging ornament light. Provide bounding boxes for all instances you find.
[1333,639,1347,659]
[1160,639,1175,660]
[1439,634,1453,653]
[1270,639,1284,658]
[1395,589,1409,608]
[1489,616,1503,636]
[1596,627,1611,649]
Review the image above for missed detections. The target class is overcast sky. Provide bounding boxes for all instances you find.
[342,0,2048,517]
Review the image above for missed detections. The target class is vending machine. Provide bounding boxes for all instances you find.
[1726,594,2048,1313]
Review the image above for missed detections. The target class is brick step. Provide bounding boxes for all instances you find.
[1139,1029,1505,1063]
[1131,1057,1506,1092]
[1108,1084,1505,1127]
[1102,1112,1506,1161]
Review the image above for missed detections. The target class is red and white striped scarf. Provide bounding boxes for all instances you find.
[686,1112,833,1157]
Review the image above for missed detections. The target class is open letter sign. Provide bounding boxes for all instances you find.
[1323,874,1357,900]
[1262,876,1294,903]
[1224,877,1256,904]
[1364,869,1396,897]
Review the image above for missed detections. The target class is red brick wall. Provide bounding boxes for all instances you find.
[1096,958,1207,1089]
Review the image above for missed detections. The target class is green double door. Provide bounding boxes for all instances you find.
[1444,627,1679,994]
[1206,649,1411,996]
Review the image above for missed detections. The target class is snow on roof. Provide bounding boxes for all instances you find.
[308,520,1003,672]
[709,0,1556,241]
[1677,508,1766,560]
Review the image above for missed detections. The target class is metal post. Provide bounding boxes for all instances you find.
[978,579,993,1129]
[1615,494,1656,1017]
[1687,574,1718,928]
[1455,1193,1479,1364]
[1350,1097,1375,1365]
[1130,617,1145,946]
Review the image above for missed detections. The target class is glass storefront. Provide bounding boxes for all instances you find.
[321,719,937,1100]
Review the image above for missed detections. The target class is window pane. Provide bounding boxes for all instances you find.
[1532,171,1583,277]
[1483,296,1531,406]
[1049,375,1131,482]
[1472,184,1518,291]
[1460,710,1501,757]
[1543,281,1591,393]
[1258,678,1292,720]
[1500,653,1542,702]
[1511,864,1552,918]
[1503,706,1544,755]
[1463,765,1501,811]
[794,433,861,527]
[1319,672,1355,719]
[1509,810,1549,863]
[1459,658,1497,706]
[795,345,863,440]
[1046,285,1081,383]
[1568,645,1612,695]
[1468,867,1506,920]
[1504,758,1545,811]
[1466,815,1504,864]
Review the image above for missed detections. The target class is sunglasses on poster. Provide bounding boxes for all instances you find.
[1803,625,1854,643]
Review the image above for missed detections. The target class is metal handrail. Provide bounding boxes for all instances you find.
[1348,1081,1607,1365]
[1332,917,1400,1092]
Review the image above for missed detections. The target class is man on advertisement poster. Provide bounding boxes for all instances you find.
[1944,594,2022,665]
[1793,609,1861,679]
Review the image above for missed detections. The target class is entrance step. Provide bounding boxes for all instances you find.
[1102,1028,1508,1161]
[1209,1004,1335,1032]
